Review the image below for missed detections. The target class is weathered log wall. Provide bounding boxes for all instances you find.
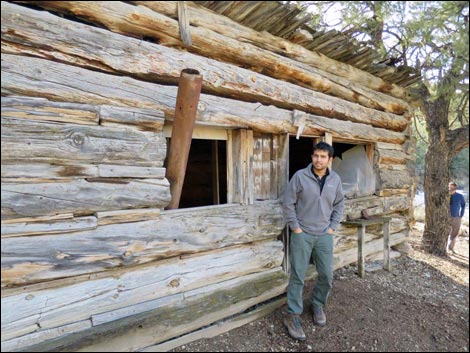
[1,1,415,351]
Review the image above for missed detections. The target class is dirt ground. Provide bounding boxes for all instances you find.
[170,224,469,352]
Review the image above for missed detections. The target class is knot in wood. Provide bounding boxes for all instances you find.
[169,278,180,288]
[121,251,134,263]
[68,131,86,147]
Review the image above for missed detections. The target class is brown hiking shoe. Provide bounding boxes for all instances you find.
[283,314,306,340]
[313,306,326,326]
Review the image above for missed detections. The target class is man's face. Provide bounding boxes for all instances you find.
[449,183,457,193]
[312,150,332,171]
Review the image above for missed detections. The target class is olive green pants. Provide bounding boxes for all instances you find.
[287,231,334,315]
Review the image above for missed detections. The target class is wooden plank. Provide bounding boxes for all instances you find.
[164,124,228,140]
[177,1,192,46]
[1,213,74,225]
[0,163,166,180]
[98,105,165,131]
[1,320,92,352]
[226,130,235,203]
[1,95,165,132]
[378,188,409,197]
[245,130,254,205]
[1,178,171,220]
[1,54,408,144]
[142,297,286,352]
[1,96,98,125]
[261,135,271,200]
[377,148,410,164]
[1,215,97,238]
[274,134,289,199]
[1,244,284,345]
[253,134,262,200]
[1,201,284,286]
[378,168,412,189]
[96,208,161,226]
[1,117,167,167]
[1,163,98,180]
[97,165,166,178]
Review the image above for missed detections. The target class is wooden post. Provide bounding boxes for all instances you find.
[357,225,365,278]
[212,140,220,204]
[177,1,192,47]
[383,220,391,271]
[165,69,202,209]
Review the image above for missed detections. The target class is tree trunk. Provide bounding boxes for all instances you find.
[422,95,451,256]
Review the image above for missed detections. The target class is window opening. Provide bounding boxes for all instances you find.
[165,139,227,208]
[288,136,315,179]
[332,142,375,198]
[287,137,375,198]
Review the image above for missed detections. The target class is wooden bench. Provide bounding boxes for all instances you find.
[341,217,392,278]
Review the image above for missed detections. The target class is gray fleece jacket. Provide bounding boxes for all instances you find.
[283,163,344,235]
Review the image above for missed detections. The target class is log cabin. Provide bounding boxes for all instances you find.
[1,1,420,351]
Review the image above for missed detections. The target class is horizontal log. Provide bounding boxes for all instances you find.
[1,54,407,144]
[378,169,413,189]
[1,96,98,125]
[98,105,165,131]
[342,194,410,221]
[81,230,407,352]
[377,148,411,164]
[8,269,287,352]
[96,208,161,226]
[336,214,409,237]
[7,0,411,119]
[1,2,409,130]
[1,321,92,352]
[1,96,166,131]
[1,117,166,167]
[131,1,411,103]
[377,189,409,197]
[1,241,283,341]
[1,164,166,180]
[1,215,97,238]
[145,297,286,352]
[1,178,171,220]
[332,231,408,270]
[1,201,284,286]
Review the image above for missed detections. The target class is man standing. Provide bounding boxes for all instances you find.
[282,142,344,340]
[448,182,466,253]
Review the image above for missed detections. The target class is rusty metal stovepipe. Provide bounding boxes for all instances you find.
[165,69,203,209]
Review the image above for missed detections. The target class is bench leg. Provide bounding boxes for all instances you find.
[357,226,365,278]
[383,221,391,272]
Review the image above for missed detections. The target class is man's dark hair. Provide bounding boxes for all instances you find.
[312,141,334,158]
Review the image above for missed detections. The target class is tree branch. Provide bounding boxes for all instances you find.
[447,125,470,157]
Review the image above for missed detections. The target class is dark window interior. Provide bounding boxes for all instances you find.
[168,139,227,208]
[333,142,359,159]
[289,136,314,178]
